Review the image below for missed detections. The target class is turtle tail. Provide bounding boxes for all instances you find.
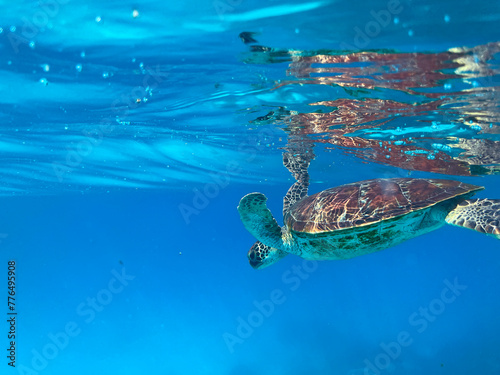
[445,199,500,239]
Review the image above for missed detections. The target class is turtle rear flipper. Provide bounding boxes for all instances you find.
[445,199,500,239]
[238,193,284,249]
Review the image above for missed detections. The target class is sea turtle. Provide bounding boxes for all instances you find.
[238,175,500,269]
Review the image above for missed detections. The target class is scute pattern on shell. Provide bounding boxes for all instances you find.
[285,178,483,233]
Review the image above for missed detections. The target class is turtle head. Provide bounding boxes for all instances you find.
[247,241,287,269]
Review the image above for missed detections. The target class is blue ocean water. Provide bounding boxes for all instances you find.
[1,0,500,374]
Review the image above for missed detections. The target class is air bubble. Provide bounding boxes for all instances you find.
[76,64,82,72]
[102,72,109,78]
[29,41,35,49]
[444,14,450,23]
[95,16,102,23]
[9,26,16,32]
[393,17,399,24]
[41,64,50,72]
[39,78,48,85]
[408,29,414,37]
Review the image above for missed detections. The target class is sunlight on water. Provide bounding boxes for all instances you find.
[2,35,499,194]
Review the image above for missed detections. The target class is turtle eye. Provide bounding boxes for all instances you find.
[248,249,263,268]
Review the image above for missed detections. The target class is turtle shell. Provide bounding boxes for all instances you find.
[285,178,483,233]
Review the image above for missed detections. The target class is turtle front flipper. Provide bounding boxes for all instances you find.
[282,139,315,214]
[445,199,500,239]
[238,193,284,249]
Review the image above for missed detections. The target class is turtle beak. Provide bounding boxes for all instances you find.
[248,258,262,269]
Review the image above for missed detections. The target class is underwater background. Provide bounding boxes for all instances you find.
[1,0,500,374]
